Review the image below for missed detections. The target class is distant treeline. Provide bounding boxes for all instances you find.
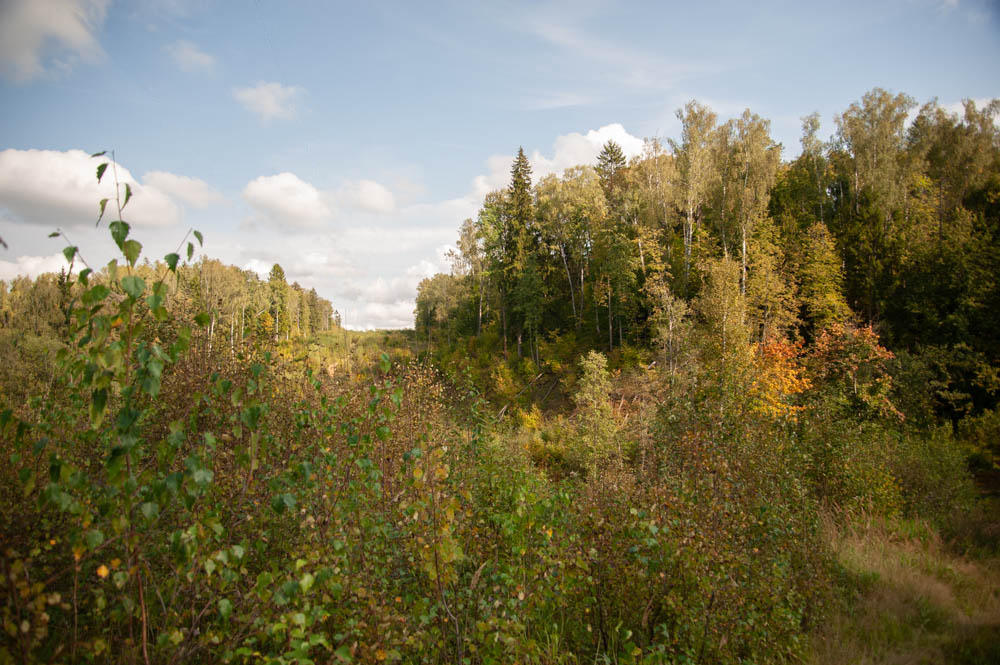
[416,89,1000,422]
[0,257,341,349]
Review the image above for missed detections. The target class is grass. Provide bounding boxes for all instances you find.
[809,511,1000,664]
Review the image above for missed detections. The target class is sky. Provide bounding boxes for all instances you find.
[0,0,998,329]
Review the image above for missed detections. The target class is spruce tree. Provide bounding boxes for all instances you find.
[596,140,627,202]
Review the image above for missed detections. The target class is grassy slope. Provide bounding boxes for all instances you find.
[810,512,1000,665]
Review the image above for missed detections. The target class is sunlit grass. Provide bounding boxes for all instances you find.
[810,511,1000,664]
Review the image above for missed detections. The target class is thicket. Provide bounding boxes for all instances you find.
[2,91,998,664]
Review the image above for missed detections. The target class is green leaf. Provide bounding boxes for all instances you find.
[194,312,210,327]
[123,183,132,210]
[90,388,108,428]
[78,268,92,286]
[123,239,142,266]
[192,468,213,487]
[48,231,60,238]
[380,352,391,373]
[109,220,129,249]
[91,150,107,158]
[300,573,314,592]
[164,252,179,272]
[271,493,295,514]
[107,447,126,475]
[193,230,203,246]
[96,163,108,183]
[121,275,145,300]
[140,502,159,520]
[82,284,109,306]
[85,529,104,549]
[218,598,232,620]
[187,242,194,261]
[334,645,352,662]
[63,246,77,264]
[97,198,109,225]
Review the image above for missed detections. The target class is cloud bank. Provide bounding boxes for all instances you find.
[0,149,190,229]
[0,0,109,82]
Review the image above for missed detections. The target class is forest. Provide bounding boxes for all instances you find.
[2,88,1000,664]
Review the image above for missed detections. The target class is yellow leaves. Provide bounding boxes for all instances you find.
[751,340,811,421]
[96,564,109,579]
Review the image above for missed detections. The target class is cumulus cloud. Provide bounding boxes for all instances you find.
[233,82,303,121]
[0,0,109,82]
[472,123,645,198]
[341,246,456,329]
[338,179,396,214]
[242,173,332,229]
[0,252,72,281]
[363,259,439,306]
[143,171,223,208]
[353,301,417,330]
[242,258,273,279]
[165,39,216,73]
[0,149,184,228]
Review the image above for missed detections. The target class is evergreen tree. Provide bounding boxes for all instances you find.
[268,263,290,341]
[505,147,538,358]
[596,140,627,203]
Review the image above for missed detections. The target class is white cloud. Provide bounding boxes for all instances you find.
[234,82,303,121]
[363,259,439,305]
[0,149,183,228]
[472,123,645,198]
[242,258,273,279]
[240,173,402,229]
[340,246,456,329]
[242,172,332,229]
[353,300,417,331]
[165,39,216,73]
[0,252,72,281]
[143,171,223,208]
[338,179,396,214]
[0,0,109,82]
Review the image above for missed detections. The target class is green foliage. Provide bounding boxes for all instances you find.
[4,89,1000,664]
[572,351,618,473]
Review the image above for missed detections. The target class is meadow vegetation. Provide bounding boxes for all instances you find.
[3,91,1000,663]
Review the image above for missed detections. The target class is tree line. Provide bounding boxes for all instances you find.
[0,258,341,351]
[416,88,1000,422]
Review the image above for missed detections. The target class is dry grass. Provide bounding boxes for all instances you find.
[809,511,1000,665]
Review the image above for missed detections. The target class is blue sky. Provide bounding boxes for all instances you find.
[1,0,998,328]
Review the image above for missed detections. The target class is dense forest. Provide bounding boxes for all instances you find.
[2,89,1000,664]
